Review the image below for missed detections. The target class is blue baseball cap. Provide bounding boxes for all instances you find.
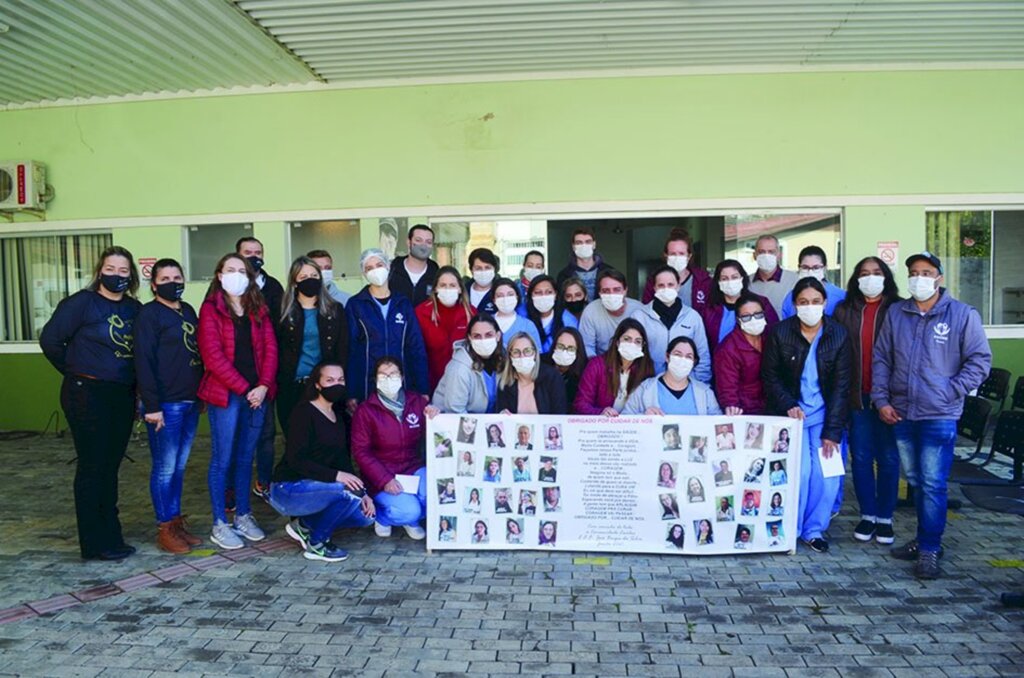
[905,251,943,274]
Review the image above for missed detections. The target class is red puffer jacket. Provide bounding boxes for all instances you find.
[197,293,278,408]
[351,391,428,496]
[415,299,474,393]
[713,327,766,415]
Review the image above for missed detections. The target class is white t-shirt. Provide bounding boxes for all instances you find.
[470,286,489,309]
[405,259,427,287]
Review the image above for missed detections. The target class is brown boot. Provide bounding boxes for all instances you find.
[173,516,202,547]
[157,520,190,554]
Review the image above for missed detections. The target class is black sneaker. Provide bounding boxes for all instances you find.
[802,537,829,553]
[914,550,942,579]
[252,481,271,502]
[853,519,876,542]
[891,539,944,561]
[875,523,895,545]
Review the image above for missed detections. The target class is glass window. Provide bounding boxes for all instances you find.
[186,223,252,280]
[725,213,843,285]
[290,220,361,279]
[0,233,112,341]
[927,210,1024,325]
[430,219,547,279]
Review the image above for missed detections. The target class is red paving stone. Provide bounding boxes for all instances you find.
[151,563,199,582]
[26,594,81,615]
[255,538,298,554]
[71,583,122,603]
[220,547,262,561]
[0,606,37,625]
[114,572,163,592]
[189,554,233,571]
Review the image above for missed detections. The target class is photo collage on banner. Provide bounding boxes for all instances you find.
[427,414,802,555]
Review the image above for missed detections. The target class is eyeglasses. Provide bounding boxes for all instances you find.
[798,265,826,272]
[554,343,576,352]
[509,347,536,358]
[739,312,766,322]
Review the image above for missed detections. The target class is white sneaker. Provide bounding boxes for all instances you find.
[211,520,244,550]
[374,522,392,537]
[403,525,426,541]
[233,513,266,542]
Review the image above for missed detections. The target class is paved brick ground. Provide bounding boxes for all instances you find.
[0,429,1021,677]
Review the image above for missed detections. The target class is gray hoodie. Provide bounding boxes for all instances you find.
[431,342,492,414]
[871,290,991,421]
[623,375,722,415]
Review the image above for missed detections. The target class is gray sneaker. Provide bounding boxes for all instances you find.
[233,513,266,542]
[211,520,244,550]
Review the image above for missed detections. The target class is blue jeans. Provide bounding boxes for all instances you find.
[849,395,900,521]
[373,467,428,527]
[208,393,266,523]
[893,419,957,552]
[270,480,373,544]
[797,420,842,541]
[144,401,201,523]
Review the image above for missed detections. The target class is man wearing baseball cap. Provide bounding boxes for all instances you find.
[871,251,991,579]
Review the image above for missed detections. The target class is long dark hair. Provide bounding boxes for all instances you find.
[87,245,141,297]
[281,255,338,323]
[603,318,655,398]
[841,256,901,306]
[708,259,751,306]
[302,361,345,400]
[525,274,570,345]
[205,253,266,319]
[466,313,505,374]
[542,327,587,380]
[790,276,827,304]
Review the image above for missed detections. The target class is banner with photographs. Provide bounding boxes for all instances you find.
[426,414,803,555]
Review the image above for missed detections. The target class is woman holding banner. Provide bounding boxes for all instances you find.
[762,277,851,554]
[573,319,654,416]
[622,336,722,416]
[496,333,568,414]
[432,314,505,414]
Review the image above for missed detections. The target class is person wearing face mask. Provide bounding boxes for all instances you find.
[496,333,568,414]
[415,266,475,392]
[269,362,375,562]
[133,259,205,554]
[556,228,611,301]
[40,246,143,561]
[196,253,278,550]
[542,327,587,412]
[516,250,546,311]
[833,257,902,546]
[346,249,429,413]
[431,314,505,414]
[872,252,991,579]
[522,275,579,353]
[388,224,439,307]
[351,357,429,540]
[275,256,348,450]
[623,336,721,416]
[780,246,847,320]
[702,259,779,353]
[713,294,770,416]
[641,229,713,311]
[579,269,642,357]
[465,248,501,314]
[236,237,284,323]
[574,319,654,416]
[748,234,799,317]
[630,265,712,381]
[306,249,351,307]
[491,278,542,349]
[561,277,589,321]
[761,277,851,555]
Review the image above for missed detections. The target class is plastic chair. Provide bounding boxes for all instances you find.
[978,368,1011,417]
[1011,376,1024,411]
[956,395,993,463]
[960,411,1024,485]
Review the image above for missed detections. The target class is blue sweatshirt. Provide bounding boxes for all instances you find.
[346,287,429,401]
[40,290,142,385]
[134,300,205,414]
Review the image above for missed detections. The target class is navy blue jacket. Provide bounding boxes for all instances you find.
[345,287,429,401]
[134,300,204,413]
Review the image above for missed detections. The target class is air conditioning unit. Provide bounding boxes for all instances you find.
[0,161,49,210]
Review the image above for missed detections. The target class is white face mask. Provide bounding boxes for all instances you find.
[321,269,334,284]
[719,279,744,298]
[532,295,556,314]
[365,266,388,287]
[376,375,403,400]
[495,296,518,314]
[740,317,767,336]
[667,355,695,380]
[617,340,644,362]
[437,288,460,307]
[470,337,498,358]
[600,293,625,312]
[511,356,536,374]
[654,287,679,306]
[857,274,885,298]
[798,268,826,281]
[573,244,595,259]
[220,271,249,297]
[472,269,495,287]
[551,348,576,366]
[796,304,825,327]
[908,276,937,302]
[523,267,543,282]
[756,253,778,272]
[666,255,689,273]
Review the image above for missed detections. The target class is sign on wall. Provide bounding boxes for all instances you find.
[426,414,802,555]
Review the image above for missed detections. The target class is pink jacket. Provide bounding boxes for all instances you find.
[573,355,647,415]
[197,293,278,408]
[713,328,766,415]
[351,391,428,496]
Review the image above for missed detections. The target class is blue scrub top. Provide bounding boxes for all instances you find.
[656,378,699,415]
[798,331,826,426]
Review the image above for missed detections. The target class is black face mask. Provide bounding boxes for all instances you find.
[296,278,322,298]
[155,281,185,302]
[100,274,131,294]
[246,256,264,272]
[318,384,346,403]
[566,299,587,316]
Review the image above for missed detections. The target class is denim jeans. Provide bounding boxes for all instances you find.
[269,479,373,544]
[144,401,201,523]
[893,419,957,552]
[208,393,266,523]
[373,467,428,527]
[849,394,900,521]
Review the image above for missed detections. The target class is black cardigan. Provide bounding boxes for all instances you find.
[832,295,898,411]
[760,316,852,443]
[276,302,348,383]
[496,362,569,414]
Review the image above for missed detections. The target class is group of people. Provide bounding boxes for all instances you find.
[39,224,991,578]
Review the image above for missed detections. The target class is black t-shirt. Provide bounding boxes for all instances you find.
[233,314,259,389]
[273,400,354,483]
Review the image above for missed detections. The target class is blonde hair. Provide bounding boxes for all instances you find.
[499,332,540,388]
